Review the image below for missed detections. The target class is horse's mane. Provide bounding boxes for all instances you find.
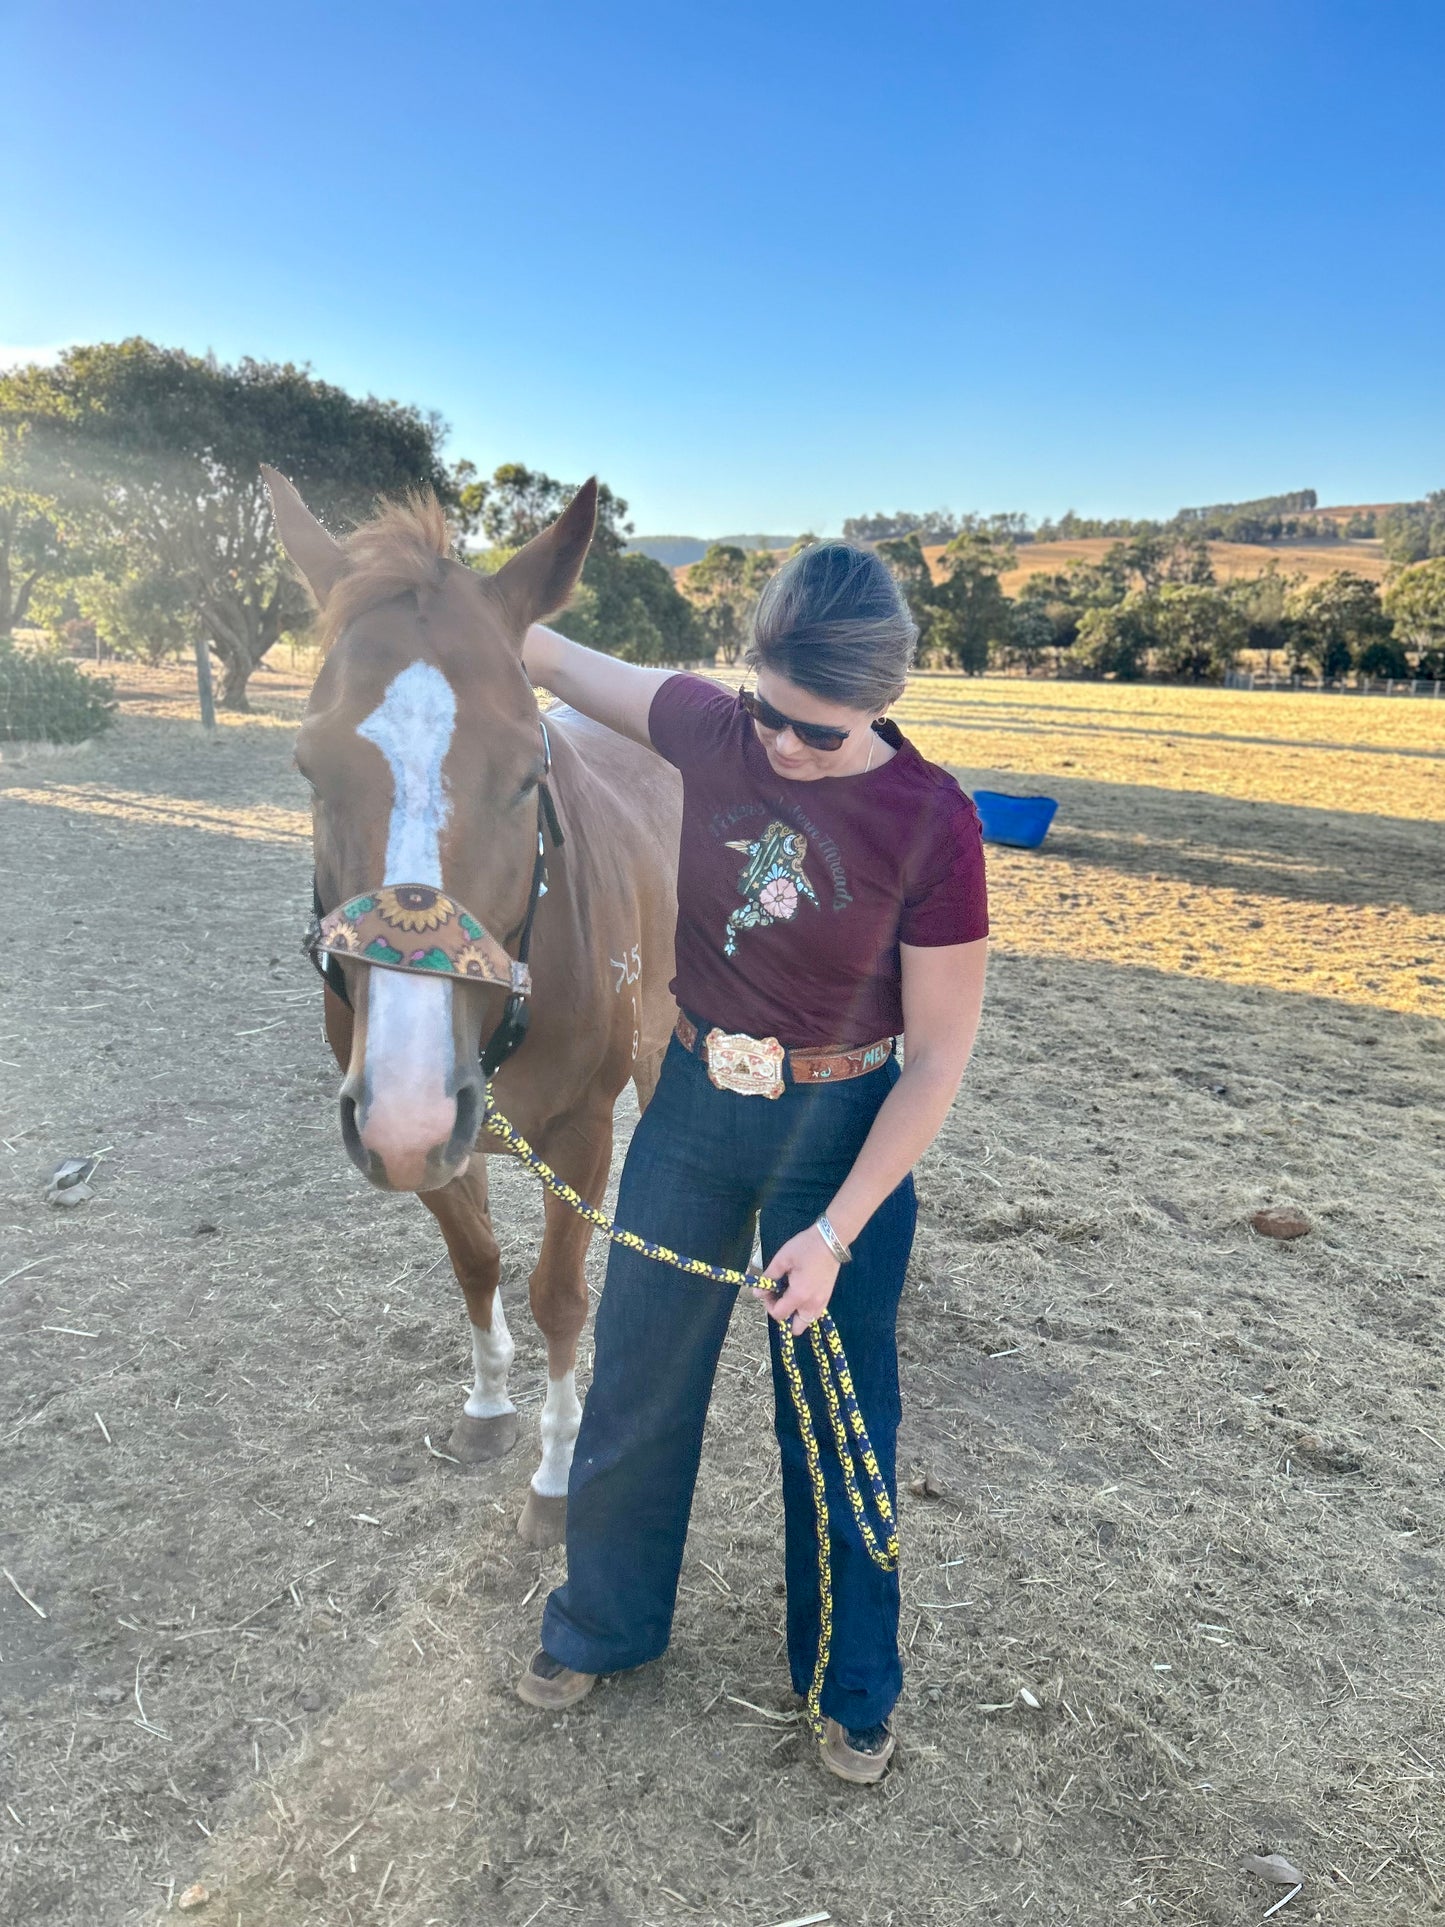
[315,492,453,650]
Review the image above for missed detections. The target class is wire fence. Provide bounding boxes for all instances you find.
[0,639,119,745]
[1223,670,1445,697]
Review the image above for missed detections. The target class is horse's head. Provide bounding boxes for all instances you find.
[265,465,597,1193]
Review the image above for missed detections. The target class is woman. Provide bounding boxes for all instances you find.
[515,543,988,1784]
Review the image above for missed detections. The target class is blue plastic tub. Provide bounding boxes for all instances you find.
[972,789,1059,849]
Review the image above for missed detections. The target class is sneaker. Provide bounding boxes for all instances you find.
[820,1716,896,1784]
[515,1648,596,1711]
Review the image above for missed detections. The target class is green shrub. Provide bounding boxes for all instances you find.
[0,640,117,743]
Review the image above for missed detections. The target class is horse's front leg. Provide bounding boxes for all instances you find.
[516,1108,613,1549]
[419,1160,519,1465]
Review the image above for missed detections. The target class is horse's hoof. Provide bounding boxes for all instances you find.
[446,1410,519,1465]
[517,1489,567,1549]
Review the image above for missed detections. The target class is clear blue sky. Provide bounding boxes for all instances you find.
[4,0,1443,534]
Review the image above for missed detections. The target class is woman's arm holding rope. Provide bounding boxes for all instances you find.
[764,937,988,1331]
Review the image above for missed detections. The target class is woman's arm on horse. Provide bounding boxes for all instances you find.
[764,937,989,1331]
[524,623,676,748]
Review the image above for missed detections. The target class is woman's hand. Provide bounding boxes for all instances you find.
[760,1226,840,1335]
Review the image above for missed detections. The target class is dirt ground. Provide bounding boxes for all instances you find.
[2,661,1442,1927]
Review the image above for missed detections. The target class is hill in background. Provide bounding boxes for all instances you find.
[626,533,795,567]
[635,499,1403,591]
[920,532,1390,594]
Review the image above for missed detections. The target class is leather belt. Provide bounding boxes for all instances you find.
[675,1011,896,1094]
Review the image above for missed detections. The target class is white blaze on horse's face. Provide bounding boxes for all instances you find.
[357,660,457,880]
[354,662,461,1187]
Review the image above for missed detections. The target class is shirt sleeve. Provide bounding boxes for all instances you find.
[647,673,739,769]
[900,784,990,946]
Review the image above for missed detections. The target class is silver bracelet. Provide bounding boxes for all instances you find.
[814,1213,852,1265]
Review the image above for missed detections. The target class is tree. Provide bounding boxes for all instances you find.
[559,548,702,663]
[459,461,632,556]
[876,533,933,602]
[462,462,695,660]
[68,567,197,665]
[8,340,453,708]
[1286,571,1393,680]
[876,528,1014,672]
[1109,531,1171,591]
[876,534,940,657]
[841,508,960,545]
[1355,636,1412,678]
[1072,600,1152,679]
[675,542,780,664]
[1379,492,1445,566]
[1008,556,1127,659]
[1149,584,1246,682]
[1163,534,1215,586]
[1003,598,1056,675]
[1382,558,1445,664]
[682,543,750,662]
[1227,567,1298,670]
[1106,531,1214,593]
[929,528,1015,673]
[0,415,88,636]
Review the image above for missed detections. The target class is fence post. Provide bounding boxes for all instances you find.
[193,638,217,732]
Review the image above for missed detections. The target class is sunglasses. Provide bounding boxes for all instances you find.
[739,686,852,752]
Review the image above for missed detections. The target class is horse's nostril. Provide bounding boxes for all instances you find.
[339,1090,364,1166]
[450,1078,482,1162]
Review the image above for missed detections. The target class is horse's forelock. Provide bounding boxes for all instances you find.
[315,493,453,652]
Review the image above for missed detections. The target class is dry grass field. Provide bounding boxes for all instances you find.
[1,661,1442,1927]
[916,538,1391,592]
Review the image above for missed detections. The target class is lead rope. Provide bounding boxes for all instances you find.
[480,1094,899,1742]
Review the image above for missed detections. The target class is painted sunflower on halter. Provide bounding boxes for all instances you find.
[374,884,451,933]
[322,918,362,953]
[454,942,502,981]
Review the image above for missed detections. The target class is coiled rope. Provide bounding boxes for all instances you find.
[482,1094,899,1740]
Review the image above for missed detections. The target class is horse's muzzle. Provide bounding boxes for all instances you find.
[340,1070,483,1192]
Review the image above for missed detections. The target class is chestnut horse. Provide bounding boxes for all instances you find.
[264,469,681,1546]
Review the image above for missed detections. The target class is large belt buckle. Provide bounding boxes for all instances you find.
[704,1027,786,1099]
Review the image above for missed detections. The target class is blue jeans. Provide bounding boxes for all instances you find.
[542,1032,916,1729]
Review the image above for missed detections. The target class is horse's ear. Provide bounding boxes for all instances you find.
[261,464,348,604]
[491,478,599,634]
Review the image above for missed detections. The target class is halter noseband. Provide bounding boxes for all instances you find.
[303,720,564,1078]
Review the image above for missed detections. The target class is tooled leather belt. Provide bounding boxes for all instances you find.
[674,1010,896,1090]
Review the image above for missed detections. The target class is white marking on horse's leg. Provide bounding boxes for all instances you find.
[355,661,458,1099]
[464,1291,517,1419]
[530,1371,581,1498]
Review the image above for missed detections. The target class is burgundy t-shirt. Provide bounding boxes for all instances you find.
[648,675,988,1049]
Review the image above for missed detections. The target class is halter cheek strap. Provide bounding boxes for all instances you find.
[308,876,351,1007]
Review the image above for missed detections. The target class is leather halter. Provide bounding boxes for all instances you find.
[303,720,564,1078]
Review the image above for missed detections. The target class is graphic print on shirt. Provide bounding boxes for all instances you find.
[721,819,821,956]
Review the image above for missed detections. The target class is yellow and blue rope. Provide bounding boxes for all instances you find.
[481,1094,899,1742]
